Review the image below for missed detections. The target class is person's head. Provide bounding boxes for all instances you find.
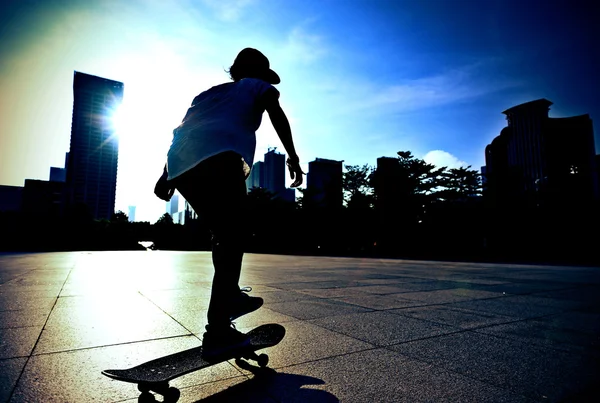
[228,48,280,84]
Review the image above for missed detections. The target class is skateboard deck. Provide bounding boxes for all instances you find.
[102,323,285,400]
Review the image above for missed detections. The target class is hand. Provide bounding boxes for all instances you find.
[154,171,175,201]
[286,157,305,188]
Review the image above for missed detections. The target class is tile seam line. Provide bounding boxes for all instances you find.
[136,290,247,377]
[28,333,195,357]
[6,258,77,402]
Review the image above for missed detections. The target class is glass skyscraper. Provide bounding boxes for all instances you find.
[65,71,124,220]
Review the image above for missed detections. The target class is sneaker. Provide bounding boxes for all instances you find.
[229,286,263,321]
[202,322,250,359]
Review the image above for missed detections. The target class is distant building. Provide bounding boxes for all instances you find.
[49,168,66,183]
[184,200,197,224]
[483,99,598,208]
[247,150,296,201]
[167,194,180,216]
[21,179,64,217]
[264,149,286,195]
[247,161,265,190]
[128,206,136,222]
[306,158,343,209]
[64,71,124,220]
[374,156,404,216]
[49,153,69,182]
[0,185,23,212]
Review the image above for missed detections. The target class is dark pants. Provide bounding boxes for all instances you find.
[170,151,248,327]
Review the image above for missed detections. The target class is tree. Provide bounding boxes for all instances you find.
[111,210,129,223]
[437,166,482,202]
[155,213,174,225]
[343,164,374,209]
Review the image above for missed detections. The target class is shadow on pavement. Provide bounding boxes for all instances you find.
[193,361,339,403]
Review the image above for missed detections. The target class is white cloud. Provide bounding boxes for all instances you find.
[328,61,521,115]
[423,150,468,169]
[200,0,255,22]
[278,19,328,65]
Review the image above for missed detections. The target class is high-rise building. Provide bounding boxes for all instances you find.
[247,161,265,190]
[128,206,136,222]
[65,72,124,220]
[167,194,179,216]
[306,158,343,209]
[264,148,286,195]
[483,99,598,207]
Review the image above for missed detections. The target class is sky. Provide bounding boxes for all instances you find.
[1,0,598,222]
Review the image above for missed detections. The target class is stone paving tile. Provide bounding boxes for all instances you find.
[0,309,49,329]
[330,294,426,310]
[11,336,242,403]
[388,305,516,330]
[0,296,57,313]
[473,320,600,354]
[296,286,374,298]
[0,357,26,402]
[390,288,504,304]
[388,331,600,401]
[34,295,191,354]
[531,286,600,307]
[479,282,575,295]
[309,311,459,346]
[238,320,374,369]
[267,348,534,402]
[531,311,600,335]
[271,280,365,290]
[257,290,322,304]
[0,326,43,359]
[446,295,578,319]
[231,308,299,331]
[266,299,372,321]
[353,281,462,295]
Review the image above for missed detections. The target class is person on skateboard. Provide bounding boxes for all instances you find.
[154,48,303,357]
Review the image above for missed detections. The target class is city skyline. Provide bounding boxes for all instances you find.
[1,0,598,222]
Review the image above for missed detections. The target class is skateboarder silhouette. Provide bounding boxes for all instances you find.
[154,48,303,357]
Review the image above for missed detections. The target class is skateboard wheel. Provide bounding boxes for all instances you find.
[138,391,156,403]
[138,384,151,393]
[235,358,245,367]
[257,354,269,367]
[165,387,180,401]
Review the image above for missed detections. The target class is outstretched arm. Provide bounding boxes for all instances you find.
[266,98,304,187]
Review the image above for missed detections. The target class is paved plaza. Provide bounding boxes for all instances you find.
[0,251,599,402]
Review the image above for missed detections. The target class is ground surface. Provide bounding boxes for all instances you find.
[0,251,598,402]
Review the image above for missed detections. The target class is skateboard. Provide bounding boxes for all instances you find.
[102,323,285,401]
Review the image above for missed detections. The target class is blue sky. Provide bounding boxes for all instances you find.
[1,0,598,222]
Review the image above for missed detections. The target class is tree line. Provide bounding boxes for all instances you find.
[1,150,597,265]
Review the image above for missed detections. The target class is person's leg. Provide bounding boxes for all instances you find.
[172,152,258,328]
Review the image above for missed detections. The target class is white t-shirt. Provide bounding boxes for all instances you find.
[167,78,279,180]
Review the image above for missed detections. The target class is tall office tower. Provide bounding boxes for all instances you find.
[483,99,597,207]
[247,161,265,190]
[128,206,136,222]
[306,158,343,209]
[264,149,286,195]
[65,72,124,220]
[167,194,180,223]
